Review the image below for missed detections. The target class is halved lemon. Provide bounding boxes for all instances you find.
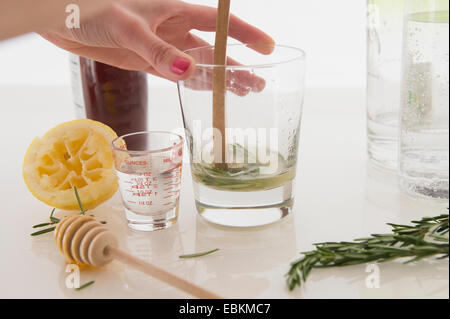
[23,119,119,210]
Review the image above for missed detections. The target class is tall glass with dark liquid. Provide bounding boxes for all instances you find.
[70,55,148,149]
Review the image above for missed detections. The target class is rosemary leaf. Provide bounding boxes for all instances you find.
[32,222,55,229]
[49,208,60,223]
[73,186,86,215]
[75,280,95,291]
[179,248,219,259]
[31,227,56,236]
[50,217,60,223]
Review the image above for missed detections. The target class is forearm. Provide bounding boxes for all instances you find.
[0,0,114,40]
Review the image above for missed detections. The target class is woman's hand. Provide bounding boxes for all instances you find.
[40,0,274,83]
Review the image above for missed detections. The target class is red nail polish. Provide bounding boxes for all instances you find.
[171,58,191,75]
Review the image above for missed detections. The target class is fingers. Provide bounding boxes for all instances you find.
[229,14,275,54]
[185,4,275,55]
[230,68,266,93]
[40,30,162,76]
[182,33,266,95]
[63,45,161,76]
[115,17,196,81]
[184,69,251,97]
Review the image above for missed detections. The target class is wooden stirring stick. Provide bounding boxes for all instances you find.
[212,0,231,169]
[54,215,221,299]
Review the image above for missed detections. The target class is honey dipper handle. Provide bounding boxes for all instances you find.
[106,246,221,299]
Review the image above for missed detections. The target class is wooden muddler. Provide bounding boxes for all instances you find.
[212,0,231,169]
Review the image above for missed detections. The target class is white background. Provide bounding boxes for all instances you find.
[0,0,367,88]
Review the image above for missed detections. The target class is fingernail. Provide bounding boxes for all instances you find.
[171,58,191,75]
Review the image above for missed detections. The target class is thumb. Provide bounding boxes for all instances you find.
[133,31,195,81]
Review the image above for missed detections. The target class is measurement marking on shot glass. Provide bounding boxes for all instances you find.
[112,132,184,232]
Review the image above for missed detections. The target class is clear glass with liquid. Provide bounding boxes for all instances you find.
[367,0,407,170]
[178,44,305,227]
[112,132,184,231]
[399,1,449,203]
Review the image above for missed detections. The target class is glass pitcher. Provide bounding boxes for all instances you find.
[398,0,449,203]
[367,0,407,170]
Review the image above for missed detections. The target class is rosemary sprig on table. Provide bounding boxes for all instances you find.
[30,188,86,236]
[30,208,59,236]
[286,213,449,291]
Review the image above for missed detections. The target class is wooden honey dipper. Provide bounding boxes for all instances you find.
[54,215,221,299]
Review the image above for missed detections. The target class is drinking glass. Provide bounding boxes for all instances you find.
[112,132,184,231]
[367,0,406,170]
[177,44,306,227]
[399,0,449,203]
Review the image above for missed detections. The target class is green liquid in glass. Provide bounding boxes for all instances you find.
[191,144,296,192]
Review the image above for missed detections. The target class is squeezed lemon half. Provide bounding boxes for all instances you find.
[23,119,119,210]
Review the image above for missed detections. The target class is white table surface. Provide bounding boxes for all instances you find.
[0,85,448,299]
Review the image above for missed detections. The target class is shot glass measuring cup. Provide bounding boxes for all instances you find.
[112,132,184,231]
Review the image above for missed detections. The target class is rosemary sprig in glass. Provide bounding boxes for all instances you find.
[286,213,449,291]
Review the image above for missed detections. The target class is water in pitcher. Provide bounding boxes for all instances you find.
[367,0,406,170]
[399,10,449,202]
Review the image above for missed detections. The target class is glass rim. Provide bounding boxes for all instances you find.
[111,131,184,154]
[184,43,306,69]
